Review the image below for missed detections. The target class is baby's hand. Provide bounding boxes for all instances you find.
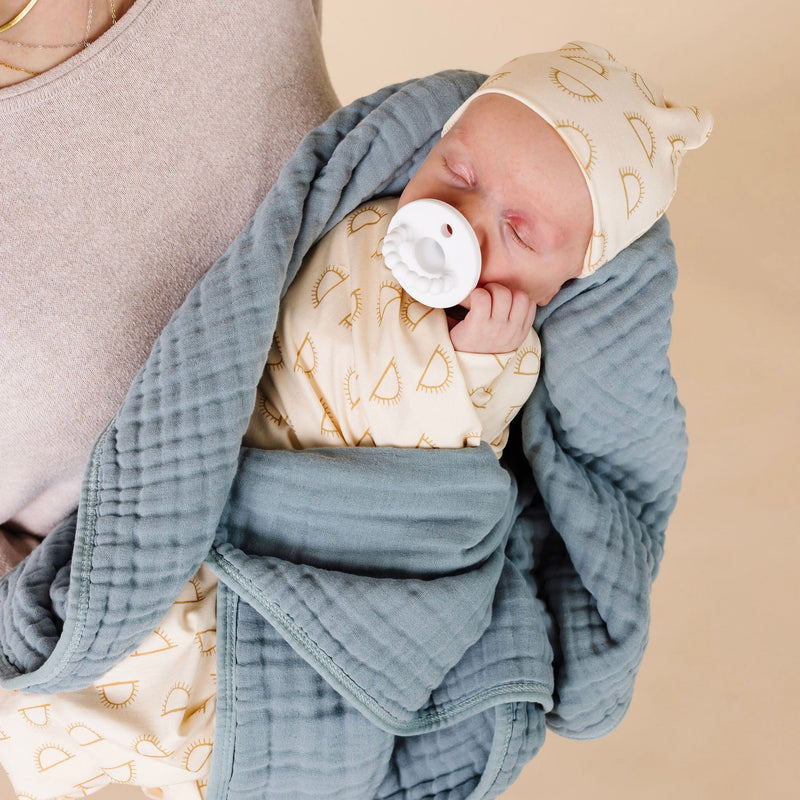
[448,283,537,354]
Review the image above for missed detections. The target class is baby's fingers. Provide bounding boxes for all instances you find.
[508,289,537,330]
[480,282,514,320]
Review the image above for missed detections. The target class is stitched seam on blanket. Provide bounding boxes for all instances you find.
[489,704,517,796]
[0,421,110,688]
[64,420,107,668]
[205,582,238,797]
[208,549,552,734]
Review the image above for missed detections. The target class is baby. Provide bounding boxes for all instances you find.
[0,42,711,800]
[244,41,712,459]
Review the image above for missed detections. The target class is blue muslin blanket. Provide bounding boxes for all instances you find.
[0,71,686,799]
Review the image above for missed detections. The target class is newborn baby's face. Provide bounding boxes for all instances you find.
[399,93,592,307]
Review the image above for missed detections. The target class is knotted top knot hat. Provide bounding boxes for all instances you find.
[444,41,713,275]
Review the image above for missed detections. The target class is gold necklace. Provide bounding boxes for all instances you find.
[0,56,36,73]
[0,0,120,78]
[1,0,93,50]
[0,0,41,34]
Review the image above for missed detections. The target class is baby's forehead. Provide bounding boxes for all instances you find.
[443,43,713,275]
[447,94,594,246]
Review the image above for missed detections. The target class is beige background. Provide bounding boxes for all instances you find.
[3,1,796,798]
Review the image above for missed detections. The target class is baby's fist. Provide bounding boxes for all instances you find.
[448,283,536,353]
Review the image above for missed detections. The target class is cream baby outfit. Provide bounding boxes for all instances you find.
[0,566,218,800]
[244,197,541,458]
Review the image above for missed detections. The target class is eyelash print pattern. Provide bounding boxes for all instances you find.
[416,345,454,394]
[344,367,360,410]
[355,428,376,447]
[369,358,402,405]
[312,265,348,307]
[319,398,346,441]
[513,346,541,377]
[480,71,510,89]
[469,386,493,409]
[562,54,609,79]
[161,683,191,716]
[293,332,318,375]
[183,739,214,773]
[549,68,602,103]
[194,629,216,656]
[346,204,387,236]
[96,681,139,710]
[67,722,104,746]
[625,112,656,166]
[376,281,402,326]
[18,703,51,727]
[631,71,656,104]
[174,576,206,604]
[586,230,608,274]
[400,295,435,331]
[130,627,177,657]
[104,760,137,784]
[416,433,437,449]
[256,392,286,427]
[34,743,75,772]
[339,288,363,329]
[133,733,174,758]
[265,335,285,371]
[619,167,645,218]
[555,119,597,175]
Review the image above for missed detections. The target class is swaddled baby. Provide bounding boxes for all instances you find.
[0,42,711,800]
[244,41,712,458]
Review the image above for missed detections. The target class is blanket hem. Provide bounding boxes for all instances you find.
[207,550,552,735]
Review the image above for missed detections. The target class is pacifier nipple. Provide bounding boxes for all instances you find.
[382,198,481,308]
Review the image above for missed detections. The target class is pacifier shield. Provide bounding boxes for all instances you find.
[382,198,481,308]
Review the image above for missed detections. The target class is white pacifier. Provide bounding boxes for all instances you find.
[382,198,481,308]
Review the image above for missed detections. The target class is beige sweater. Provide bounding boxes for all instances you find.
[0,0,339,572]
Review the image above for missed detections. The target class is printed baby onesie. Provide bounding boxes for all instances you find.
[0,565,218,800]
[245,197,541,457]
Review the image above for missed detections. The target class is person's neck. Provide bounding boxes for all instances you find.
[0,0,136,88]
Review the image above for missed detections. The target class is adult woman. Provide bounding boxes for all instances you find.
[0,0,339,571]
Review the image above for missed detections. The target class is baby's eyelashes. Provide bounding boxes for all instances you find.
[505,222,534,251]
[442,157,474,187]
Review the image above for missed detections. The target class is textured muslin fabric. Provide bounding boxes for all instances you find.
[244,196,540,457]
[0,0,339,556]
[0,70,686,798]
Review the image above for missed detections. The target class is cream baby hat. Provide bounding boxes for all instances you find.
[444,41,713,275]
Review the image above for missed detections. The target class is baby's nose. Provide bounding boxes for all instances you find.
[451,200,487,253]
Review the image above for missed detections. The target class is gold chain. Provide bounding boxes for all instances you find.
[0,56,37,73]
[0,0,121,78]
[0,0,41,34]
